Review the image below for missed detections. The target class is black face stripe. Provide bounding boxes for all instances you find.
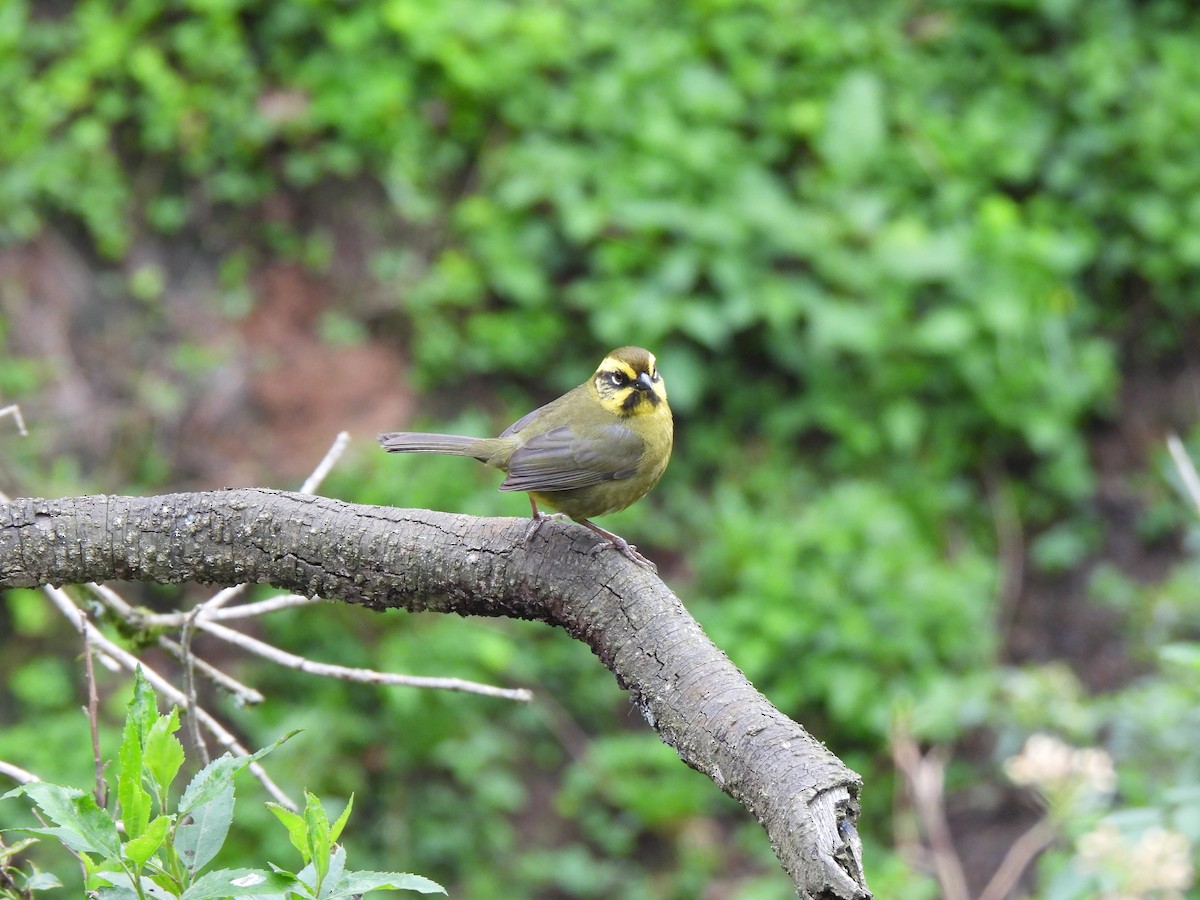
[621,389,658,412]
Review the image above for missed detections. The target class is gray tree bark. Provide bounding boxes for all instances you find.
[0,488,870,899]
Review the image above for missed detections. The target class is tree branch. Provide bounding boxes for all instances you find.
[0,488,870,898]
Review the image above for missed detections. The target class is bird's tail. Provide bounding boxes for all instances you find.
[377,432,491,460]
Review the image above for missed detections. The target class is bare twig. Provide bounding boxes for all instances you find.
[299,430,350,495]
[156,637,264,705]
[130,592,324,627]
[180,606,209,766]
[89,570,527,701]
[0,760,40,784]
[1167,433,1200,517]
[977,818,1058,900]
[196,617,534,702]
[190,583,249,617]
[83,628,107,808]
[891,723,970,900]
[205,593,325,620]
[0,404,28,437]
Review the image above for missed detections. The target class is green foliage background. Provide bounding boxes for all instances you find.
[3,0,1200,896]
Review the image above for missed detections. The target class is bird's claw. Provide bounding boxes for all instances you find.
[524,510,568,547]
[589,534,657,572]
[527,509,658,572]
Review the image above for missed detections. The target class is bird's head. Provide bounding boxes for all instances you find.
[592,346,668,417]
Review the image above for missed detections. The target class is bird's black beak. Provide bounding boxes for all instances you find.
[635,372,655,392]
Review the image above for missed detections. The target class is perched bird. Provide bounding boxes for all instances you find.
[378,346,672,570]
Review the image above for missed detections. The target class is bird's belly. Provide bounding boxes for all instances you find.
[531,481,649,521]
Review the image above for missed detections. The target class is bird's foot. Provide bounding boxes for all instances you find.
[524,510,569,547]
[581,521,657,572]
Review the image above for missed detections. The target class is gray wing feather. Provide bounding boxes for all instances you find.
[499,425,643,492]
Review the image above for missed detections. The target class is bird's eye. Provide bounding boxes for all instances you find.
[608,371,627,387]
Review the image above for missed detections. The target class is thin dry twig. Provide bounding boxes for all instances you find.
[0,760,40,784]
[891,723,970,900]
[190,583,249,617]
[118,584,531,701]
[977,817,1058,900]
[180,606,209,766]
[0,404,28,437]
[196,617,534,702]
[155,636,265,705]
[83,627,107,808]
[299,430,350,495]
[131,592,325,627]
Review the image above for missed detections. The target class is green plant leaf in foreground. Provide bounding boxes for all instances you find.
[302,792,333,889]
[117,668,159,841]
[179,866,295,899]
[93,870,172,898]
[328,793,352,846]
[143,708,186,803]
[337,870,447,896]
[266,802,308,864]
[266,796,444,897]
[22,868,65,891]
[175,778,234,876]
[123,813,171,872]
[2,782,121,858]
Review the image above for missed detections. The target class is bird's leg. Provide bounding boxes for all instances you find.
[523,496,567,547]
[579,519,657,573]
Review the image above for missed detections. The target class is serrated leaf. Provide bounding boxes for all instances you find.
[177,756,240,821]
[176,779,234,875]
[266,802,309,863]
[123,813,171,871]
[128,668,160,738]
[180,867,295,899]
[8,783,120,857]
[302,792,331,886]
[178,732,297,818]
[144,708,185,797]
[328,794,353,845]
[333,870,446,896]
[118,724,150,840]
[118,669,158,840]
